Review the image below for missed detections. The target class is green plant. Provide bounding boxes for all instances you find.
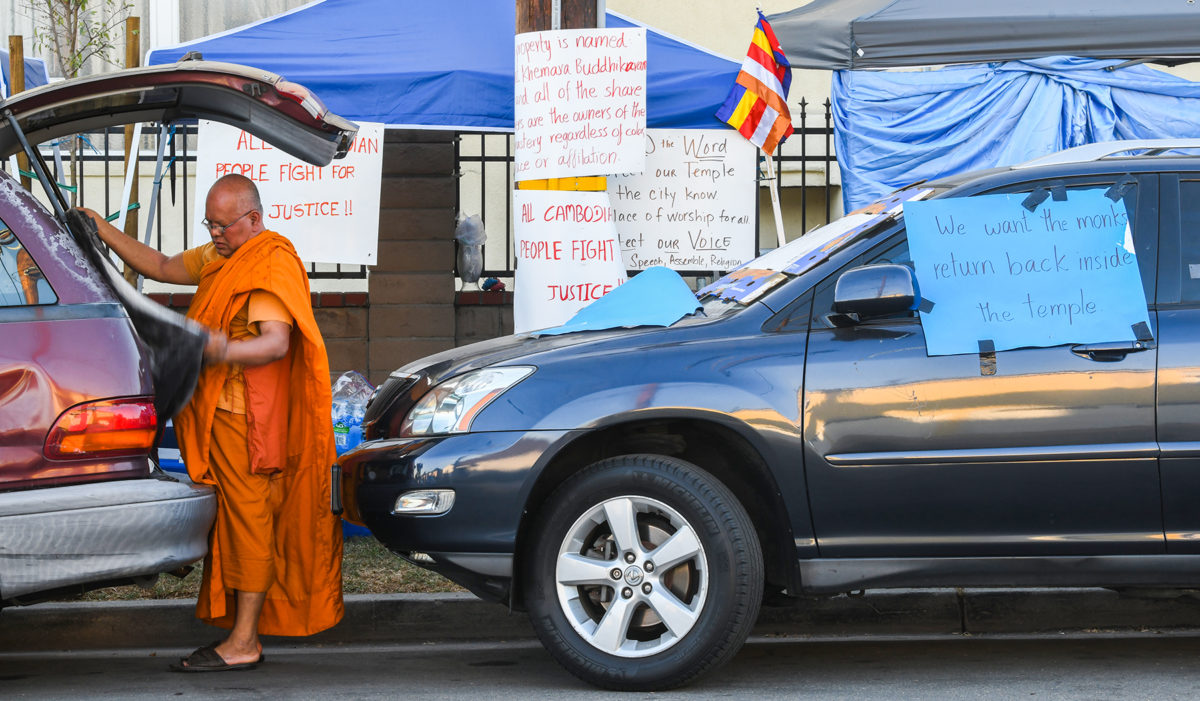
[20,0,133,205]
[21,0,133,79]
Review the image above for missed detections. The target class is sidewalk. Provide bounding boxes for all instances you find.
[5,587,1200,652]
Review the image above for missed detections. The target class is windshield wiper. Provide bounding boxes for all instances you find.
[2,107,70,223]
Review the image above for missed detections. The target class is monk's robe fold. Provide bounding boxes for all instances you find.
[174,230,343,636]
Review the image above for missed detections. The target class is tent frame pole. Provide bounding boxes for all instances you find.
[763,150,787,247]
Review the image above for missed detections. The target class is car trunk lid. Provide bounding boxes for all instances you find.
[0,59,359,428]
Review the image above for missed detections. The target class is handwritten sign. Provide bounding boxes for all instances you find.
[513,189,627,333]
[608,129,756,271]
[195,120,383,265]
[514,27,647,181]
[905,189,1151,356]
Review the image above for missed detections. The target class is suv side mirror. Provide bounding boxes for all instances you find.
[832,264,919,324]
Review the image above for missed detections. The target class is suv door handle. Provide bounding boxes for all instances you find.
[1070,341,1154,362]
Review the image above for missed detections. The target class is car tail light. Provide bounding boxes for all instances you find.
[275,80,327,119]
[44,398,157,460]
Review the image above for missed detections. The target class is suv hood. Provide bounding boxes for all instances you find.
[398,327,661,383]
[364,326,675,440]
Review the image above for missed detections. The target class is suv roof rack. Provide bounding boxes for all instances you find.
[1014,139,1200,169]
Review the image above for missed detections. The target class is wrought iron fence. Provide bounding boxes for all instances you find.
[6,103,841,285]
[772,97,838,226]
[454,97,839,280]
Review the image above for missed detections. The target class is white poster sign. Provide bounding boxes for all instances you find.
[194,120,384,265]
[610,129,757,271]
[514,27,647,181]
[513,189,627,333]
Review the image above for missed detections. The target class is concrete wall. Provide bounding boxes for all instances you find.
[176,0,310,42]
[455,291,514,349]
[362,129,457,385]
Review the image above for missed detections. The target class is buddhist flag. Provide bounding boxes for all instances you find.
[715,12,794,155]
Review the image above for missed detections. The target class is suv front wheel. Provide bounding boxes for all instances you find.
[524,454,763,690]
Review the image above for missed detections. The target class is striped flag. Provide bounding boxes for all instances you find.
[715,12,794,155]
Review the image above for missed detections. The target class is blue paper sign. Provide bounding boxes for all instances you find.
[904,189,1151,356]
[536,266,701,336]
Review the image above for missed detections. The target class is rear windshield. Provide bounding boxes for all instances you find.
[0,221,57,307]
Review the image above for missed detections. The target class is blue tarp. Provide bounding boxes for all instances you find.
[147,0,739,131]
[833,57,1200,211]
[0,50,50,98]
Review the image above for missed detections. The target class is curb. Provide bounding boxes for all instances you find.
[5,588,1200,652]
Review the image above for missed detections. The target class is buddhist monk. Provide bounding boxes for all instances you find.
[76,173,342,672]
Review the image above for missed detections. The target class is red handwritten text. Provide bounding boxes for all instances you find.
[519,238,563,261]
[543,204,614,223]
[547,282,614,302]
[269,201,341,219]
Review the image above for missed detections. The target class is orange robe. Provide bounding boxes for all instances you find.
[174,230,343,636]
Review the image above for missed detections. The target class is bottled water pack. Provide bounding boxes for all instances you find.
[331,370,374,456]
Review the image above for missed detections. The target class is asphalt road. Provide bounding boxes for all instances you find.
[3,632,1200,700]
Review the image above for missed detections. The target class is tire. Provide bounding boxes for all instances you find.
[523,454,763,691]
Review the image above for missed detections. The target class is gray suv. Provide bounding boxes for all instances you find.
[337,140,1200,690]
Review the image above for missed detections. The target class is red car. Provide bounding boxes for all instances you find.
[0,60,356,605]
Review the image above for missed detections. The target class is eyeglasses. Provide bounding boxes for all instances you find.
[201,210,256,235]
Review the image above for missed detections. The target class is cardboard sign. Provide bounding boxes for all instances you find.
[609,129,756,271]
[905,189,1152,356]
[513,189,627,333]
[514,27,647,181]
[195,120,383,265]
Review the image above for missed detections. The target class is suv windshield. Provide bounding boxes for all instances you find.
[697,185,941,311]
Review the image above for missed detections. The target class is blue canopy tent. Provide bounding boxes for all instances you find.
[765,1,1200,211]
[832,58,1200,210]
[0,50,50,98]
[146,0,739,131]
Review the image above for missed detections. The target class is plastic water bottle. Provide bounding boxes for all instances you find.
[346,403,364,452]
[332,398,350,455]
[330,370,373,457]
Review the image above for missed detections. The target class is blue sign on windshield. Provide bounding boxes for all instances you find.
[905,189,1151,356]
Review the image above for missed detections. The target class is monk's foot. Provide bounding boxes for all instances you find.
[212,638,264,667]
[170,640,264,672]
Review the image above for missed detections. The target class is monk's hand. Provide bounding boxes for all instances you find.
[203,330,229,365]
[72,207,103,227]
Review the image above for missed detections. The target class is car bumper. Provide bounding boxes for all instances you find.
[335,429,577,601]
[0,477,216,602]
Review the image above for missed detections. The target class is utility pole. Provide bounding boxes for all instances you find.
[7,35,33,192]
[121,16,140,284]
[514,0,605,192]
[516,0,599,32]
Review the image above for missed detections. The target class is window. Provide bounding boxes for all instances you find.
[0,223,56,307]
[1177,180,1200,304]
[988,178,1153,305]
[809,178,1151,328]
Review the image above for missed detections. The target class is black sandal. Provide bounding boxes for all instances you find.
[170,641,265,672]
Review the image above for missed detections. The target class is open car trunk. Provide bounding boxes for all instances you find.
[0,58,359,425]
[64,210,207,422]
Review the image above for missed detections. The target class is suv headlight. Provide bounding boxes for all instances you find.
[400,366,534,436]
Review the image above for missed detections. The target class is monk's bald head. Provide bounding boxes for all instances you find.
[204,174,266,256]
[208,174,263,216]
